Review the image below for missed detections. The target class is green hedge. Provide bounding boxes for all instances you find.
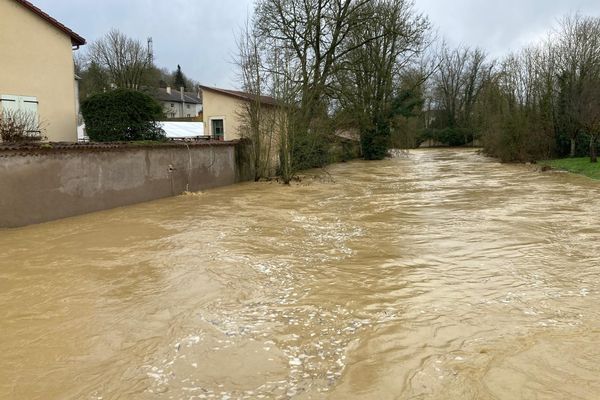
[81,89,165,142]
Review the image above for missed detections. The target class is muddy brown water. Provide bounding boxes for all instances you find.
[1,148,600,399]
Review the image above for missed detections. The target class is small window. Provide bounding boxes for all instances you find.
[186,114,191,117]
[170,103,174,107]
[211,119,224,140]
[186,104,191,109]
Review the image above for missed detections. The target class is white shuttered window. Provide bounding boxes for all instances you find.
[0,94,39,133]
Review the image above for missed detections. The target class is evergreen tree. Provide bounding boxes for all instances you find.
[173,65,186,90]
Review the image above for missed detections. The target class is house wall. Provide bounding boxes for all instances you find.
[0,142,253,228]
[201,89,246,141]
[0,0,79,142]
[162,101,202,119]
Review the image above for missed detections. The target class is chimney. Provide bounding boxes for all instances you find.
[166,86,171,95]
[180,87,185,102]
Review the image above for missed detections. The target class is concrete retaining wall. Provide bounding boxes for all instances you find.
[0,142,251,228]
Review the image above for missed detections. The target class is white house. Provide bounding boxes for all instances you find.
[150,86,202,119]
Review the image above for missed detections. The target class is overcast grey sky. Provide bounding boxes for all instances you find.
[34,0,600,89]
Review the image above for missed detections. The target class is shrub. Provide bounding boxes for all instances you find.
[361,116,392,160]
[290,130,331,170]
[330,139,361,162]
[81,89,165,142]
[0,109,45,142]
[361,126,390,160]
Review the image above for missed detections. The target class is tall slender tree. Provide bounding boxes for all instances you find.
[173,65,186,89]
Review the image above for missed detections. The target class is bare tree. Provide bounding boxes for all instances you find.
[237,16,306,183]
[435,46,469,127]
[334,0,430,158]
[554,14,600,157]
[88,29,151,89]
[476,45,558,161]
[237,20,277,181]
[240,0,383,179]
[433,45,492,130]
[269,46,305,184]
[419,13,600,162]
[575,77,600,162]
[254,0,379,121]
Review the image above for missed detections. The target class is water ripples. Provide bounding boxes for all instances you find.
[1,149,600,399]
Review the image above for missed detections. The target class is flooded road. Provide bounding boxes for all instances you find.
[1,148,600,399]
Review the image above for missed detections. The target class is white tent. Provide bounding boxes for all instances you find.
[159,122,205,139]
[77,124,87,141]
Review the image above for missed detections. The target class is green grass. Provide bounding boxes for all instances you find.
[540,157,600,180]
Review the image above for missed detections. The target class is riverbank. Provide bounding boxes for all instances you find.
[539,157,600,180]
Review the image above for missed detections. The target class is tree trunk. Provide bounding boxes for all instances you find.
[570,137,576,157]
[591,136,598,163]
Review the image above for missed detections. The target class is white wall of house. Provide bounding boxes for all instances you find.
[163,101,202,118]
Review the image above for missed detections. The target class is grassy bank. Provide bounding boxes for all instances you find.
[540,157,600,180]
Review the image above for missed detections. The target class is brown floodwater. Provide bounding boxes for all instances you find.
[1,148,600,400]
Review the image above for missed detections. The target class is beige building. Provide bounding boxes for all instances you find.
[0,0,85,142]
[200,85,277,141]
[200,85,282,178]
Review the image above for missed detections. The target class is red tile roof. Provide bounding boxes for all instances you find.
[13,0,86,46]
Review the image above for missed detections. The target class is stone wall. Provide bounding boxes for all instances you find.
[0,142,251,228]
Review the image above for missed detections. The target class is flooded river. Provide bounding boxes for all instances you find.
[1,149,600,399]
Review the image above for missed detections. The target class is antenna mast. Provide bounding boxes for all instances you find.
[147,37,154,64]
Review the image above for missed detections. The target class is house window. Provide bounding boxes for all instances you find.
[186,104,191,109]
[186,114,191,117]
[211,119,224,140]
[0,94,39,134]
[170,103,174,107]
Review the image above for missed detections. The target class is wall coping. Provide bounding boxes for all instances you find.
[0,140,240,157]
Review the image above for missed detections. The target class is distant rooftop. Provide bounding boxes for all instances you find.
[14,0,86,46]
[148,87,202,105]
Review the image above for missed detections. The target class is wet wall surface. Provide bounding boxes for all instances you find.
[0,144,237,227]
